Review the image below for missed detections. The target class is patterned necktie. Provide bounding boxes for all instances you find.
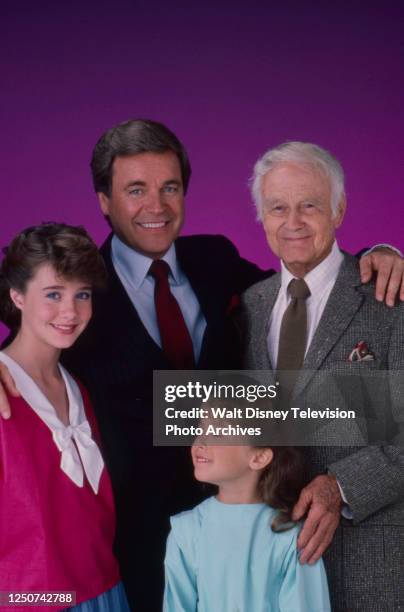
[276,278,311,400]
[149,259,195,369]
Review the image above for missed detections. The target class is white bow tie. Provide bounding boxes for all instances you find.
[53,421,104,493]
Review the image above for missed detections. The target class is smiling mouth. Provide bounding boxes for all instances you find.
[51,324,78,334]
[137,221,169,229]
[195,456,211,463]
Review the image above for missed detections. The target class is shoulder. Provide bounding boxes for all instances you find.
[241,273,281,310]
[341,252,404,320]
[176,234,240,260]
[169,497,214,547]
[170,497,210,533]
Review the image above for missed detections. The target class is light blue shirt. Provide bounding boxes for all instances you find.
[111,235,207,363]
[164,496,331,612]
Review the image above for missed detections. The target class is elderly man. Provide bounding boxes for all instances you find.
[0,122,402,611]
[240,141,404,611]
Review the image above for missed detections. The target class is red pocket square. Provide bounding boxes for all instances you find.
[348,341,375,362]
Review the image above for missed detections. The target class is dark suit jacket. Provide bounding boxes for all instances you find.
[62,233,270,611]
[240,253,404,612]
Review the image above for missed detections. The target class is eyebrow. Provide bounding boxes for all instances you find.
[124,179,182,189]
[41,285,92,291]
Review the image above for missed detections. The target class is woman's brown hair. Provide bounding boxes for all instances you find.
[0,222,107,331]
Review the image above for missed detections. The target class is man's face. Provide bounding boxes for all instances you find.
[261,162,345,277]
[98,151,184,259]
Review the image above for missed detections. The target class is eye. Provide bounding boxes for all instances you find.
[128,187,143,196]
[45,291,61,300]
[163,184,179,194]
[267,203,287,216]
[76,291,92,301]
[301,201,317,213]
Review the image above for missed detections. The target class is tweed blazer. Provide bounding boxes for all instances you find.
[240,252,404,525]
[240,252,404,611]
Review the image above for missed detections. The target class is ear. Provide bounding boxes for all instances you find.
[97,192,111,216]
[249,448,273,471]
[333,195,346,229]
[9,288,24,310]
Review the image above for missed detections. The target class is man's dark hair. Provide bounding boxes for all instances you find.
[90,119,192,196]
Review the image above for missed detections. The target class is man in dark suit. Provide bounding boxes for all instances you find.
[240,141,404,611]
[62,119,267,611]
[0,121,403,611]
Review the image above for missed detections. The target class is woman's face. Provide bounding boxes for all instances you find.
[11,263,93,350]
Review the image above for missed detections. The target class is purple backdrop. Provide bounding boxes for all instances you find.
[1,1,403,337]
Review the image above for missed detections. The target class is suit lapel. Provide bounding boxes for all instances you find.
[99,236,168,363]
[175,238,228,367]
[249,275,281,379]
[294,254,364,396]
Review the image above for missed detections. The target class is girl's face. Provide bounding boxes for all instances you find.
[11,263,92,350]
[191,439,257,490]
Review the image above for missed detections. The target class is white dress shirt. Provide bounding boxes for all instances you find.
[0,351,104,493]
[267,241,344,368]
[111,235,207,363]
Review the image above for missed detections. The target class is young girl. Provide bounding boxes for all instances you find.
[0,223,129,611]
[164,401,331,611]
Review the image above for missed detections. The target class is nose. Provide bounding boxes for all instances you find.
[285,208,305,230]
[193,435,206,448]
[144,190,166,214]
[60,298,78,320]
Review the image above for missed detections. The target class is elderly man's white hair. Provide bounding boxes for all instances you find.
[251,142,345,221]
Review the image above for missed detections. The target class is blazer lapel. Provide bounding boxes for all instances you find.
[175,238,230,367]
[246,274,281,380]
[99,236,168,363]
[294,254,364,397]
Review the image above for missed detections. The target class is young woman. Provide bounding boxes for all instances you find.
[0,223,129,611]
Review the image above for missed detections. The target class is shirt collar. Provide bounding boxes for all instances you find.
[0,351,104,494]
[280,240,344,299]
[111,234,182,289]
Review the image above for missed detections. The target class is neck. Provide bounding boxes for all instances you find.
[217,481,262,505]
[4,331,61,381]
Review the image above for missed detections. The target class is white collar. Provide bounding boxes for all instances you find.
[0,351,104,494]
[280,240,344,299]
[111,234,182,290]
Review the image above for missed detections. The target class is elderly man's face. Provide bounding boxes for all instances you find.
[98,150,184,259]
[261,162,345,277]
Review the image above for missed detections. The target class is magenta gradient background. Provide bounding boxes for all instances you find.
[1,2,403,340]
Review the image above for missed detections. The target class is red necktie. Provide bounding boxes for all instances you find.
[149,259,195,369]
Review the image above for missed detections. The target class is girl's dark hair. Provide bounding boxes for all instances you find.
[0,222,107,331]
[257,446,307,532]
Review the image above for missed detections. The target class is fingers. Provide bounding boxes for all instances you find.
[0,384,11,419]
[298,513,339,564]
[359,255,373,284]
[0,362,19,419]
[373,256,393,303]
[292,488,312,521]
[361,251,404,306]
[0,362,19,396]
[384,257,404,307]
[296,503,322,550]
